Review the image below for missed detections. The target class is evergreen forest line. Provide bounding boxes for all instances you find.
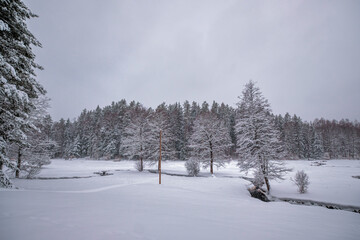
[47,99,360,161]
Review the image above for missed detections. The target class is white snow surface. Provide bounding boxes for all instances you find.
[0,159,359,240]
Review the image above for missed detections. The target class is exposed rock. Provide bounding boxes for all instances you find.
[94,171,113,176]
[248,186,269,202]
[310,161,327,166]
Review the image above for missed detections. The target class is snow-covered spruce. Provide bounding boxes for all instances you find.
[120,105,150,171]
[146,105,174,163]
[235,80,291,193]
[121,104,174,171]
[0,0,46,186]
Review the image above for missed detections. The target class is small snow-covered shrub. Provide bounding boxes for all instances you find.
[293,170,310,193]
[134,160,144,172]
[185,158,200,176]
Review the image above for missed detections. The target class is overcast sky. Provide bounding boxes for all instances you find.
[24,0,360,122]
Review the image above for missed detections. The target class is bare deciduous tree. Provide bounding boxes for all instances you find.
[189,113,232,174]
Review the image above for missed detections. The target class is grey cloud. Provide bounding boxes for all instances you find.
[24,0,360,121]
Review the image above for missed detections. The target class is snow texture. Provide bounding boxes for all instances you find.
[0,19,10,31]
[0,159,359,240]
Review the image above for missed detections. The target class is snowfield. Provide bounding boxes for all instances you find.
[1,159,360,240]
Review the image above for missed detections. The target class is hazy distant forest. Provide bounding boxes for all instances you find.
[43,99,360,161]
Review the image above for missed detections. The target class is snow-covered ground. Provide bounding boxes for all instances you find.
[272,160,360,206]
[1,159,359,240]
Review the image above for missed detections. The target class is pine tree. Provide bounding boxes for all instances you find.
[200,101,209,114]
[65,135,81,159]
[310,125,323,159]
[121,106,150,171]
[301,122,311,159]
[1,0,45,187]
[182,100,192,159]
[168,103,185,160]
[63,119,75,159]
[189,113,232,174]
[147,106,173,162]
[75,109,91,158]
[282,113,294,158]
[51,118,66,158]
[292,115,305,158]
[235,81,290,193]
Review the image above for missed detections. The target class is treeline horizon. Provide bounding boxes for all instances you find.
[55,101,358,124]
[43,99,360,160]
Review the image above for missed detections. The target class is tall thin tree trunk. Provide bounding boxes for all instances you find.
[16,147,22,178]
[140,144,143,171]
[261,158,270,193]
[264,176,270,193]
[0,161,3,170]
[209,141,213,174]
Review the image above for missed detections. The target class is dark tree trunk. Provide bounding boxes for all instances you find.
[0,161,3,170]
[140,144,143,172]
[209,141,213,174]
[140,157,143,172]
[16,147,22,178]
[261,159,270,193]
[264,176,270,193]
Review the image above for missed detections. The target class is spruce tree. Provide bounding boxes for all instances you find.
[120,106,150,171]
[147,106,173,162]
[310,125,323,159]
[1,0,45,187]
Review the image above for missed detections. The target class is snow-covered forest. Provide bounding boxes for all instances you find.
[46,98,360,162]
